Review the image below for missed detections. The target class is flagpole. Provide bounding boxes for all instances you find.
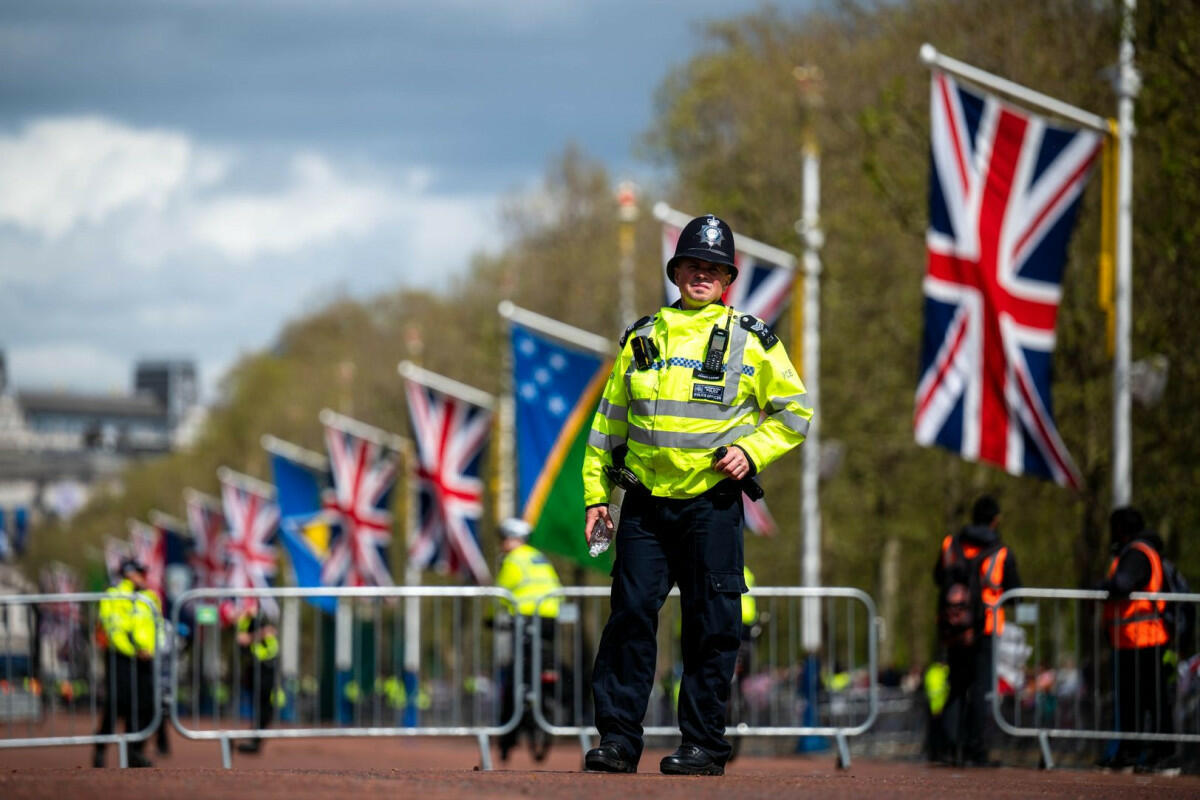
[261,434,329,471]
[216,466,277,499]
[318,409,408,453]
[498,301,613,357]
[1111,0,1139,507]
[918,44,1109,133]
[794,65,824,654]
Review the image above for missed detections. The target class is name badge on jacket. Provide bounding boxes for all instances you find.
[691,383,723,402]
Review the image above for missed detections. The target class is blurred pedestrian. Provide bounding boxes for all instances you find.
[1098,507,1178,773]
[93,559,158,768]
[933,495,1020,767]
[235,603,279,754]
[493,517,561,762]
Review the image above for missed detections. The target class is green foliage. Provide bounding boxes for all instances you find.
[26,0,1200,668]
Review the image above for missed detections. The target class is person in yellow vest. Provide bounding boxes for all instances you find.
[235,603,279,754]
[494,517,562,762]
[1098,507,1176,772]
[93,559,159,768]
[582,214,811,776]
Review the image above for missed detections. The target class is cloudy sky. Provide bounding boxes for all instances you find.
[0,0,813,398]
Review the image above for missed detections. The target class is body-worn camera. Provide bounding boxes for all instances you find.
[631,336,659,370]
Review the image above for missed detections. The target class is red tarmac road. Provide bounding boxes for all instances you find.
[0,730,1197,799]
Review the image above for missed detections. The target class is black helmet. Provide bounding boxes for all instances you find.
[119,558,146,577]
[666,214,738,284]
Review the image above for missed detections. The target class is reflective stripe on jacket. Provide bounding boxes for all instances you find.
[99,579,160,657]
[496,544,562,618]
[1104,541,1169,649]
[583,302,811,503]
[939,535,1008,636]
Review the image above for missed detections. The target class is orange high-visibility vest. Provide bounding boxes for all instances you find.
[940,535,1009,636]
[1103,541,1169,649]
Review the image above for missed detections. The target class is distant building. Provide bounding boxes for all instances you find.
[0,350,204,536]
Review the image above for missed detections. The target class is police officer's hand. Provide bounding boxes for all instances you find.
[136,650,152,661]
[584,504,613,545]
[714,445,751,480]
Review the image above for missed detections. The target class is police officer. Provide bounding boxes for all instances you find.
[235,603,279,754]
[582,214,811,776]
[94,559,159,768]
[494,517,562,761]
[1099,507,1174,771]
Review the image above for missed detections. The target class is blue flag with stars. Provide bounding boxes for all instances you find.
[511,321,610,569]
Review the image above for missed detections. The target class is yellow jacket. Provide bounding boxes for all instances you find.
[584,302,811,504]
[99,579,160,658]
[496,543,562,618]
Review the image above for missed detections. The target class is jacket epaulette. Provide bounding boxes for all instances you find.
[619,315,656,348]
[739,313,779,349]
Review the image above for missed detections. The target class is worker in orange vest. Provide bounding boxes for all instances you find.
[932,495,1020,767]
[1098,507,1175,773]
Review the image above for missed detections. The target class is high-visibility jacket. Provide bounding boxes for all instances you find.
[237,613,279,661]
[584,302,811,504]
[99,579,160,658]
[496,544,562,618]
[1104,540,1169,650]
[924,662,950,715]
[742,565,757,626]
[939,535,1009,636]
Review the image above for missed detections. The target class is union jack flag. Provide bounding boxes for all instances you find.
[128,519,165,602]
[661,219,794,325]
[320,415,399,588]
[914,73,1101,490]
[404,373,493,584]
[219,468,279,616]
[743,494,777,537]
[185,489,228,589]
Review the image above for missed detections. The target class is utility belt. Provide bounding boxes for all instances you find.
[604,461,765,503]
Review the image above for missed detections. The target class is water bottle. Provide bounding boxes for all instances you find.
[588,486,624,558]
[588,518,613,558]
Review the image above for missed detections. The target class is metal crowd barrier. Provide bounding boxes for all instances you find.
[991,588,1200,769]
[0,591,163,768]
[170,585,522,769]
[528,586,879,767]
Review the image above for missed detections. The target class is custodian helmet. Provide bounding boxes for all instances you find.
[666,214,737,284]
[498,518,532,541]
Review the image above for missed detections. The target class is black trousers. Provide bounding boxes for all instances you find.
[243,657,278,734]
[592,486,744,765]
[942,638,992,763]
[498,618,557,753]
[1113,645,1173,759]
[95,653,154,755]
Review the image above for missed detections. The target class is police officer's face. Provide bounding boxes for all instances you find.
[674,259,731,306]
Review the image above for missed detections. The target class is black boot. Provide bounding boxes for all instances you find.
[584,742,636,773]
[92,746,105,768]
[237,738,263,754]
[659,744,724,776]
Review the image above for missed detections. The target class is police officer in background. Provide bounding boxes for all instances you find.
[582,214,811,776]
[494,517,562,762]
[235,603,279,754]
[94,559,159,768]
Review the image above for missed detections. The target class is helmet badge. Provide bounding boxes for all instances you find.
[697,216,724,250]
